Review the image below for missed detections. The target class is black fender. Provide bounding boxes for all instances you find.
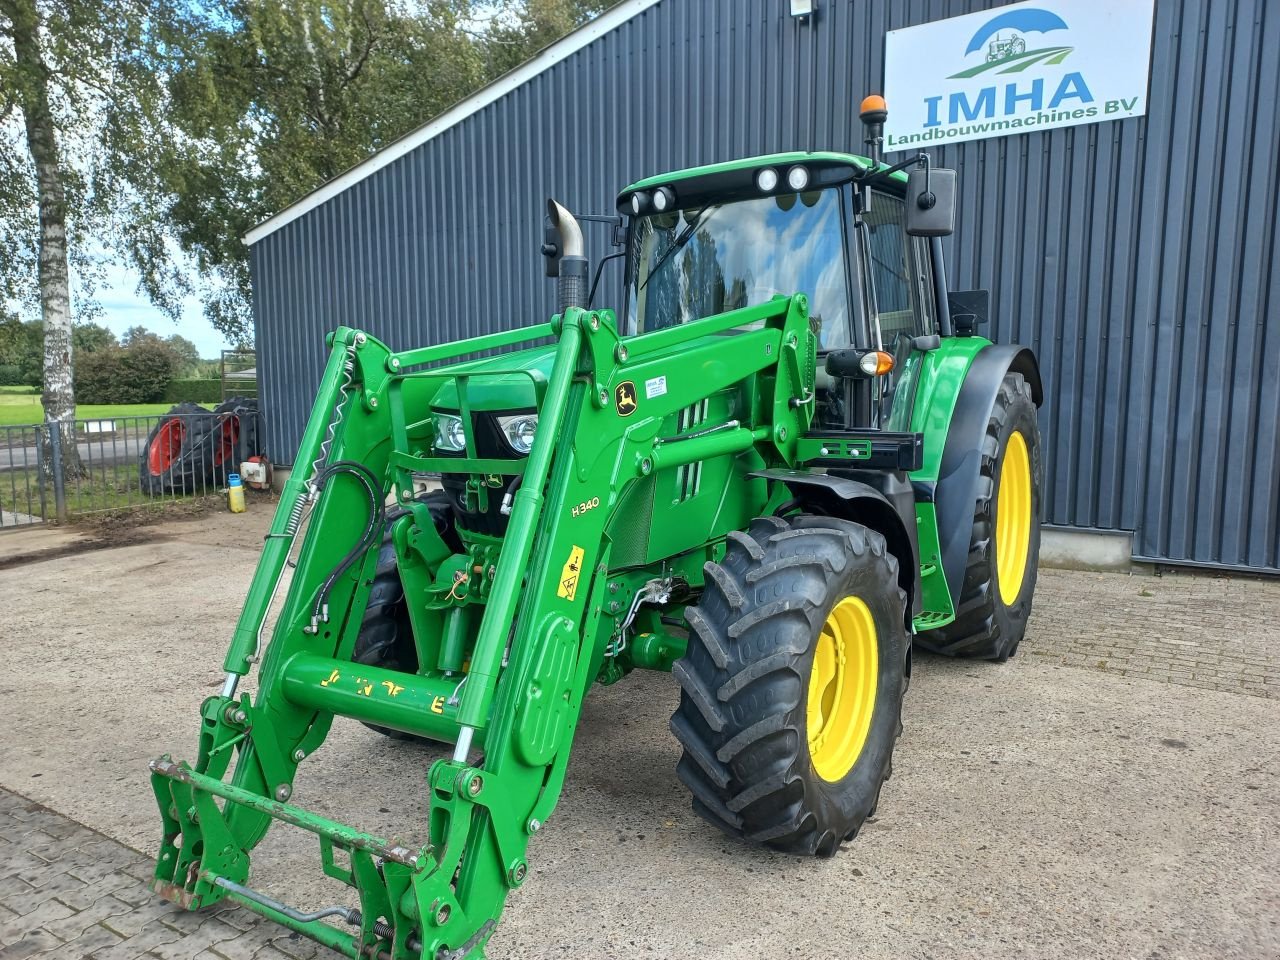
[750,469,921,619]
[935,344,1042,604]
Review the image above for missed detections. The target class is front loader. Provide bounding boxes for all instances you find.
[150,97,1044,958]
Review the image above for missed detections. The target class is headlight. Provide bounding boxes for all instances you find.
[497,414,538,454]
[434,413,466,452]
[787,165,810,191]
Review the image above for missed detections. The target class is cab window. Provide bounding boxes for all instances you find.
[860,191,934,347]
[626,188,852,349]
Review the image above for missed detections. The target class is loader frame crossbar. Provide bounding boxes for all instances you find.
[151,296,818,959]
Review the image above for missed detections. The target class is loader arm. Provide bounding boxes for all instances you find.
[151,295,817,959]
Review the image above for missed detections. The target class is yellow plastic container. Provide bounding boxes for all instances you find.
[228,473,246,513]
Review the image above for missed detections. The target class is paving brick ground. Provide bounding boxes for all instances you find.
[0,556,1277,958]
[1023,566,1280,698]
[0,790,338,959]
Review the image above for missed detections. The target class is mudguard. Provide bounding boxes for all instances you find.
[751,469,921,618]
[934,345,1042,604]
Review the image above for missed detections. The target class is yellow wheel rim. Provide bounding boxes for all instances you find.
[995,430,1032,606]
[806,596,878,783]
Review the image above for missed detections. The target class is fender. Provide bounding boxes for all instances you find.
[934,344,1042,604]
[751,469,921,619]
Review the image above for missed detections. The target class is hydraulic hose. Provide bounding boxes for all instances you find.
[306,459,384,632]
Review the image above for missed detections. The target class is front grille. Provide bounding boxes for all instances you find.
[437,411,527,538]
[674,400,709,502]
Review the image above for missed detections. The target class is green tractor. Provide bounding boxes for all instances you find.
[150,96,1043,958]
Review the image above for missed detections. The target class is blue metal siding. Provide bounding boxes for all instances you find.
[249,0,1280,571]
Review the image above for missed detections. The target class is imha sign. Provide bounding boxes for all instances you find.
[884,0,1156,150]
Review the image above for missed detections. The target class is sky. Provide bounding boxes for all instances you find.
[92,261,233,357]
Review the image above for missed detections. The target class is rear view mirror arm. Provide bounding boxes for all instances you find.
[856,152,930,193]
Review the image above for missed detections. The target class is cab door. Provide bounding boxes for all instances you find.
[857,189,938,430]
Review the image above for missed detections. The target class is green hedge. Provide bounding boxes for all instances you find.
[162,378,225,403]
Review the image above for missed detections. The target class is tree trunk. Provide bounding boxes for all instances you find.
[7,0,84,479]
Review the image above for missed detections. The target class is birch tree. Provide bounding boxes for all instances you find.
[0,0,182,474]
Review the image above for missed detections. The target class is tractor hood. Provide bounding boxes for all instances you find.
[428,343,556,413]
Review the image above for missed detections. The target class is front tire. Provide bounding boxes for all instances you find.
[670,515,909,857]
[917,371,1041,661]
[353,490,461,742]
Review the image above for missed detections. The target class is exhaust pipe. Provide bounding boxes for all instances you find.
[547,199,588,312]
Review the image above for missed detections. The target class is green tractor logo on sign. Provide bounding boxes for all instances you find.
[950,8,1073,78]
[986,32,1026,63]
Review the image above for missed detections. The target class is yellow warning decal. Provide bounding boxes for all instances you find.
[557,545,585,602]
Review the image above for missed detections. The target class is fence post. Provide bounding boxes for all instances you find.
[47,420,68,523]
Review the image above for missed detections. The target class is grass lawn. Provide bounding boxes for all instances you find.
[0,387,175,427]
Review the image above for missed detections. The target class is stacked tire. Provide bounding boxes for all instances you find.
[139,397,261,495]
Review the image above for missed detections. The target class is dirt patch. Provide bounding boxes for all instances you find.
[0,488,278,571]
[70,489,276,540]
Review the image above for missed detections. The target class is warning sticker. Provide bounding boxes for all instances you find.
[557,544,586,602]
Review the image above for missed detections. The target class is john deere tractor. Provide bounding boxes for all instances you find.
[150,96,1042,958]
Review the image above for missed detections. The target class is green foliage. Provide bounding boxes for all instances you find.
[2,0,628,350]
[118,325,203,375]
[0,364,23,385]
[162,378,224,404]
[74,339,179,404]
[0,319,41,385]
[157,0,622,344]
[72,321,118,355]
[481,0,622,76]
[0,0,189,324]
[158,0,492,342]
[165,334,202,374]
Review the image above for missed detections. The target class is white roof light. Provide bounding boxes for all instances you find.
[787,165,811,191]
[756,168,779,192]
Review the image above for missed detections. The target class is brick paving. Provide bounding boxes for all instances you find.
[0,790,338,960]
[1,565,1277,956]
[1023,566,1280,698]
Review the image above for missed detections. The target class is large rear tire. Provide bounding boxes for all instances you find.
[139,403,215,495]
[670,515,909,857]
[917,371,1041,661]
[352,490,461,742]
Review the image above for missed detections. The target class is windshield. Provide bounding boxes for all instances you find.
[625,188,851,349]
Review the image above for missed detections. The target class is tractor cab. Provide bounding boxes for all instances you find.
[614,100,960,436]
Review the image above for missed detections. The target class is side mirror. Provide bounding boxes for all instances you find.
[541,217,561,278]
[905,166,956,237]
[947,289,989,336]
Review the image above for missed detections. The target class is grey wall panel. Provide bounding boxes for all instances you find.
[250,0,1280,571]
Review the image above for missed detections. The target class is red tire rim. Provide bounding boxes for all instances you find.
[148,419,186,475]
[213,415,240,467]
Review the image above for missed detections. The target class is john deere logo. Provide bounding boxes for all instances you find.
[948,8,1072,78]
[615,381,638,417]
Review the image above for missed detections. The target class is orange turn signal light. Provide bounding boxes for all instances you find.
[859,351,895,377]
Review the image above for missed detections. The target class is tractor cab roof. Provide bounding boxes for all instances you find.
[617,151,884,215]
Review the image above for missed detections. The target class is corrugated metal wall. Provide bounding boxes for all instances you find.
[250,0,1280,572]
